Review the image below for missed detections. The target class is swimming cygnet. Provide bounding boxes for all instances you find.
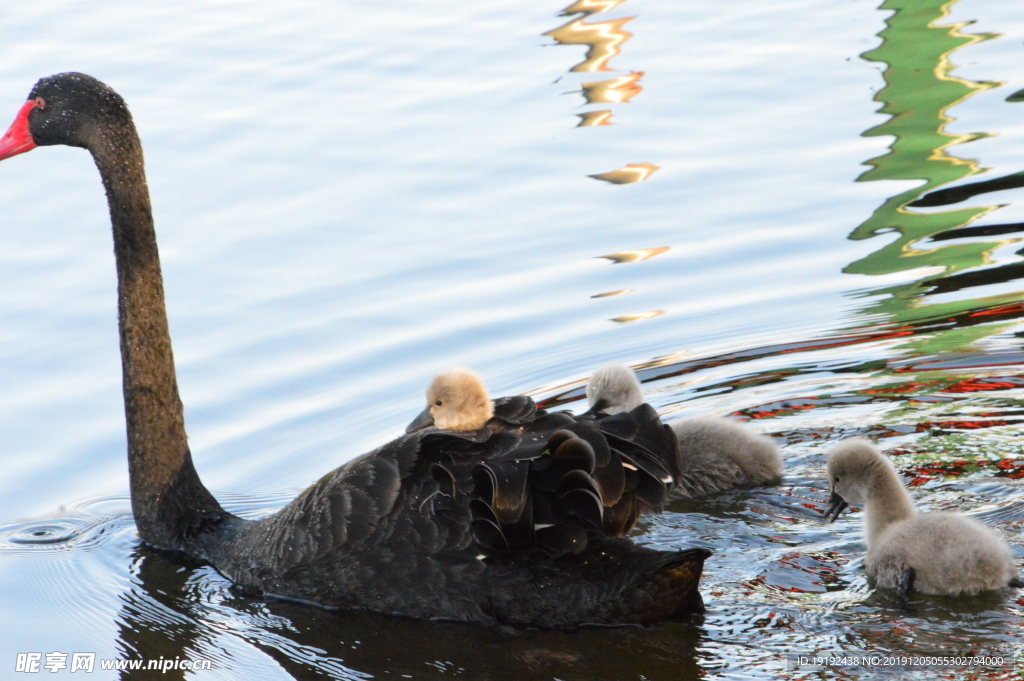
[407,367,495,432]
[585,363,783,499]
[825,438,1023,597]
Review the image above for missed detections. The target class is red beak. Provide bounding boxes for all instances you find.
[0,100,38,161]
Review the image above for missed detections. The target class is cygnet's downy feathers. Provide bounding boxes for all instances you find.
[407,368,495,432]
[669,417,782,500]
[585,363,783,500]
[586,363,644,415]
[825,438,1021,596]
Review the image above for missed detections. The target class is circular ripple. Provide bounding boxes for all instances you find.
[4,522,78,546]
[0,507,134,555]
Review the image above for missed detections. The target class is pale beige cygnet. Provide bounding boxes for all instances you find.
[407,368,494,432]
[825,438,1022,596]
[586,363,783,499]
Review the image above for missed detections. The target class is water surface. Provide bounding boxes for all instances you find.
[4,0,1024,678]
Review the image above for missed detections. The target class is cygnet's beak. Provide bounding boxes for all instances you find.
[580,397,609,418]
[406,408,435,433]
[823,489,849,523]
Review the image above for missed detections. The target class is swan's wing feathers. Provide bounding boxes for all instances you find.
[244,432,452,572]
[608,404,681,477]
[472,459,531,525]
[591,404,681,512]
[465,414,675,559]
[491,395,537,424]
[590,448,625,506]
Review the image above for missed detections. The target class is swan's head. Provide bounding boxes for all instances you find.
[406,368,494,433]
[824,438,892,522]
[585,363,644,415]
[0,73,131,160]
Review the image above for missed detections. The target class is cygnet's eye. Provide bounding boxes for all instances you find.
[435,400,443,406]
[833,476,840,485]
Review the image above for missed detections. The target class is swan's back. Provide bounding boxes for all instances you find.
[867,512,1017,595]
[210,396,710,627]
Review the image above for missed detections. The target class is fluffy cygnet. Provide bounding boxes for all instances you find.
[407,368,494,432]
[670,417,783,500]
[585,362,644,415]
[585,363,783,499]
[825,438,1022,597]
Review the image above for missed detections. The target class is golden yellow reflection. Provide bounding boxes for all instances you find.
[589,163,659,184]
[560,0,629,16]
[597,246,669,264]
[577,110,613,127]
[581,72,644,104]
[591,289,633,298]
[611,311,664,323]
[544,17,634,72]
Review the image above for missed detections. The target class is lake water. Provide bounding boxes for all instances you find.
[4,0,1024,678]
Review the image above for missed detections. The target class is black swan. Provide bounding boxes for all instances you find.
[586,363,783,499]
[824,439,1022,598]
[0,73,710,628]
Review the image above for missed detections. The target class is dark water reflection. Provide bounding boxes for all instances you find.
[102,543,706,680]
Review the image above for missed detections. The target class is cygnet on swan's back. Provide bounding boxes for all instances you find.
[585,363,783,500]
[825,438,1022,597]
[585,362,644,415]
[407,368,495,432]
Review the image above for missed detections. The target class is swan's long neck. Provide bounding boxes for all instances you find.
[89,120,228,550]
[863,465,915,548]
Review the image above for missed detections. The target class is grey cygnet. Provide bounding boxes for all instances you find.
[586,363,783,500]
[825,438,1023,597]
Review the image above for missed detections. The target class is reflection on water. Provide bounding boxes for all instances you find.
[845,0,1022,359]
[590,289,632,298]
[597,246,670,264]
[611,310,663,324]
[592,246,667,320]
[580,71,644,104]
[588,162,658,184]
[575,109,612,127]
[545,0,660,321]
[545,0,647,176]
[911,170,1024,208]
[544,17,634,73]
[559,0,628,16]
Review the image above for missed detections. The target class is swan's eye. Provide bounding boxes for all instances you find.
[33,97,46,109]
[435,400,443,406]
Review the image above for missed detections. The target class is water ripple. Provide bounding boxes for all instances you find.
[0,497,133,554]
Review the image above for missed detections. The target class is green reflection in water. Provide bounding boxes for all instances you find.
[846,0,1024,353]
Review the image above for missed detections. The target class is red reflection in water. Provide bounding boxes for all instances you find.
[941,377,1024,393]
[899,458,1024,486]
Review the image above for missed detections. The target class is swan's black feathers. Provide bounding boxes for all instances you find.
[206,393,706,626]
[490,395,537,425]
